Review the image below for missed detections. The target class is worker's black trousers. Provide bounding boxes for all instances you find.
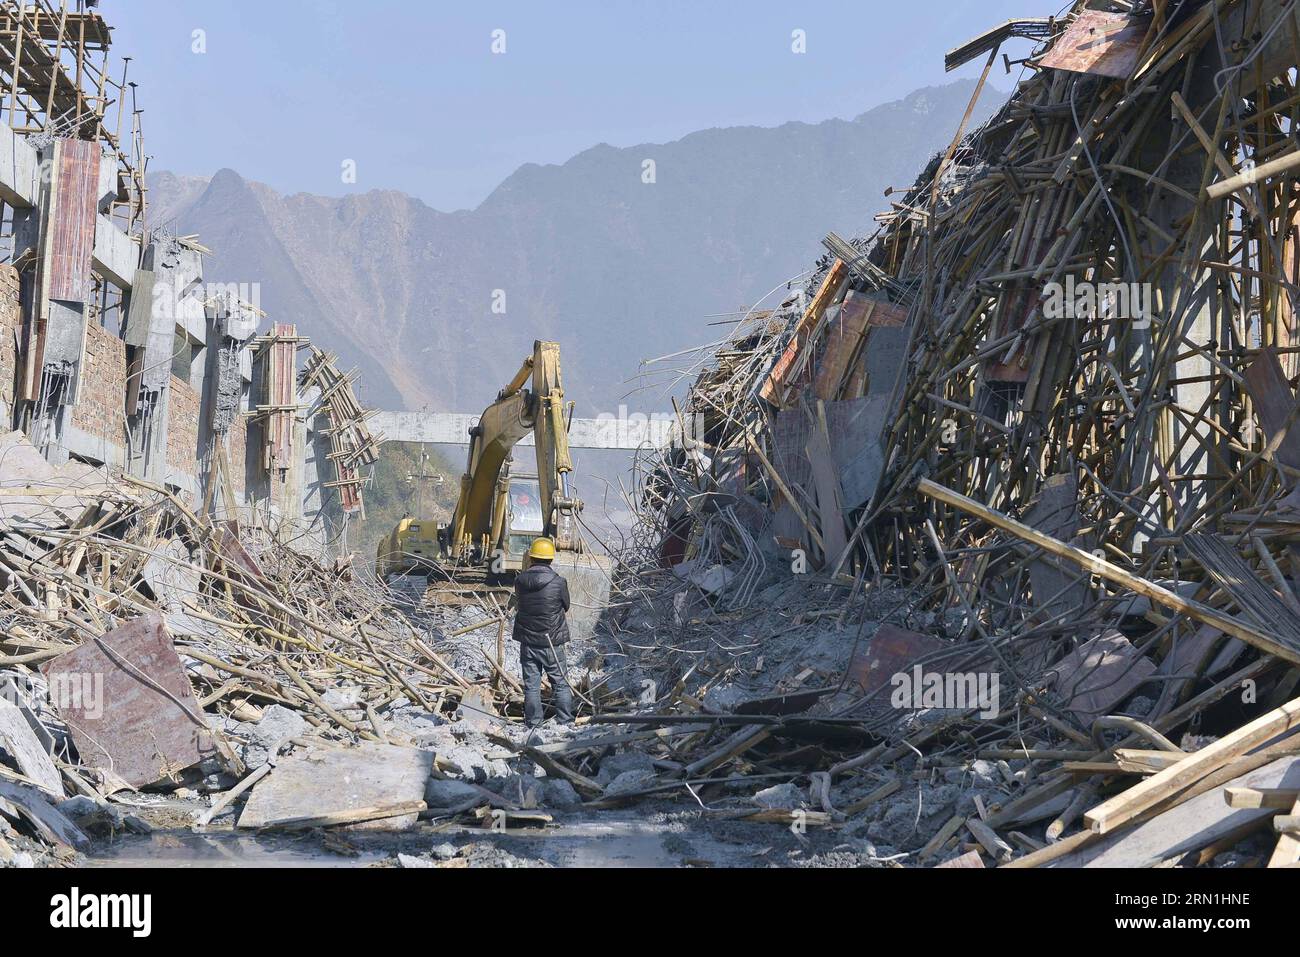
[520,643,574,727]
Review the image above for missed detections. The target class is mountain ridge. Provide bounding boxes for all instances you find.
[148,80,1004,413]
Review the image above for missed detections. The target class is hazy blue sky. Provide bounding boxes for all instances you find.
[106,0,1052,211]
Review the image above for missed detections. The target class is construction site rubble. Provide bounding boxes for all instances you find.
[589,0,1300,868]
[8,0,1300,875]
[0,424,575,864]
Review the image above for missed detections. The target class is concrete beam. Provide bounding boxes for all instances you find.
[0,125,40,208]
[91,214,137,290]
[370,410,681,450]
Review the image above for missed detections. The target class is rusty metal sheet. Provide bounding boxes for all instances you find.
[47,138,100,303]
[813,290,874,400]
[41,613,216,788]
[214,520,265,582]
[847,624,948,698]
[1040,11,1150,80]
[759,260,848,406]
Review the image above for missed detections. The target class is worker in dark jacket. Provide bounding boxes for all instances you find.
[512,537,574,727]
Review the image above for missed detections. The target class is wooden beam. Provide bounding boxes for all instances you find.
[1084,696,1300,834]
[1224,786,1300,809]
[1269,796,1300,867]
[917,478,1300,666]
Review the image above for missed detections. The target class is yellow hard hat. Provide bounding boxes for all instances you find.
[528,537,556,560]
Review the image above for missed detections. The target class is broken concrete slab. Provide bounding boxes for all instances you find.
[752,782,805,810]
[456,685,498,732]
[0,429,119,528]
[604,768,656,797]
[595,750,656,786]
[238,704,308,770]
[424,777,484,810]
[42,613,218,788]
[239,741,433,831]
[141,539,218,639]
[672,558,736,595]
[0,698,62,798]
[0,779,89,850]
[542,778,581,808]
[1023,474,1090,619]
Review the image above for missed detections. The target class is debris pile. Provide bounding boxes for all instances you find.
[0,425,562,864]
[594,0,1300,867]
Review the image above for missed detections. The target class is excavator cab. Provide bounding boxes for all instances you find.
[504,474,545,559]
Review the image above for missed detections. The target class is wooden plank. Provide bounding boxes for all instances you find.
[919,813,966,862]
[966,817,1012,862]
[842,778,901,815]
[1085,701,1300,835]
[1268,796,1300,867]
[261,800,427,831]
[806,403,848,563]
[0,778,89,849]
[759,259,847,406]
[917,478,1300,666]
[1114,749,1184,774]
[1050,757,1300,867]
[1224,786,1300,809]
[813,291,874,400]
[935,849,986,868]
[1207,149,1300,202]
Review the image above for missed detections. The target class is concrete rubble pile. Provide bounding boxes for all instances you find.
[580,0,1300,868]
[0,425,583,866]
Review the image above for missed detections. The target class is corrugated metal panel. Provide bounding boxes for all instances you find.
[47,138,99,303]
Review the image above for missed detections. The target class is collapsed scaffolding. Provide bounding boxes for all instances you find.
[620,0,1300,866]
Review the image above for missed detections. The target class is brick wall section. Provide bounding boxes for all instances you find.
[70,320,127,444]
[166,374,201,475]
[0,264,21,415]
[227,413,247,496]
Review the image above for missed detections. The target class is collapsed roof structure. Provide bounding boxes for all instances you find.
[625,0,1300,865]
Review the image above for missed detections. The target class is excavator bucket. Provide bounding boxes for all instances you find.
[554,551,613,641]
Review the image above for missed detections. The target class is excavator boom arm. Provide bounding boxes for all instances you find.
[446,340,582,559]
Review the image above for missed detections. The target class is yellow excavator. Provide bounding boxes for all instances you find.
[376,340,611,637]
